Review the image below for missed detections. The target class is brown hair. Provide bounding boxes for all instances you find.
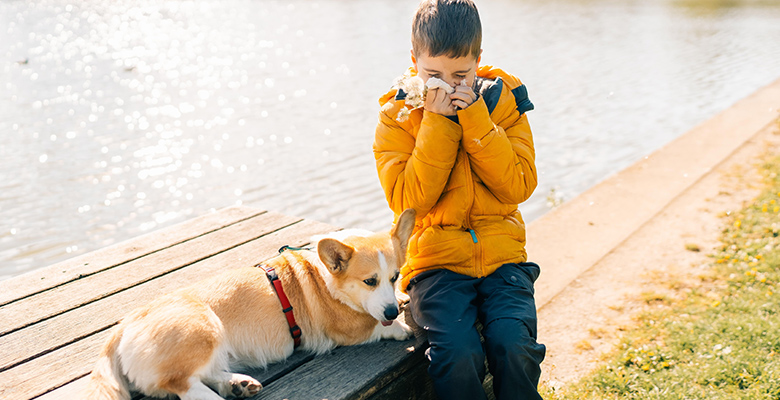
[412,0,482,60]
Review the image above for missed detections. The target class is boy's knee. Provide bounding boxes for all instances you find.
[429,329,483,360]
[509,335,546,365]
[429,343,484,368]
[427,330,485,373]
[485,319,545,363]
[427,340,486,383]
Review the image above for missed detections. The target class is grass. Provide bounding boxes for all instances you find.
[542,151,780,399]
[685,243,702,252]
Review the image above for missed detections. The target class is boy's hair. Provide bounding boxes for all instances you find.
[412,0,482,60]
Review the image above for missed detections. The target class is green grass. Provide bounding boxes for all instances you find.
[543,152,780,400]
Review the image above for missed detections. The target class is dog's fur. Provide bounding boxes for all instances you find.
[84,209,416,400]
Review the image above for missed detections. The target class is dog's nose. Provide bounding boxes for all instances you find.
[383,305,399,321]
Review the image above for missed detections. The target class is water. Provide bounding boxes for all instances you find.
[1,0,779,280]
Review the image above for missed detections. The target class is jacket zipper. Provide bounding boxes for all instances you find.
[461,147,483,276]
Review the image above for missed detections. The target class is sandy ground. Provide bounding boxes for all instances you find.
[537,120,780,389]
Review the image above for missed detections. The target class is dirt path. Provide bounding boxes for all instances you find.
[537,120,780,389]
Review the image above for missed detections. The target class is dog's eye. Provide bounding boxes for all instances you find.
[363,278,377,287]
[391,273,399,283]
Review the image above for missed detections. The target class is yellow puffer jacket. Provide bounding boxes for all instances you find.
[374,65,537,291]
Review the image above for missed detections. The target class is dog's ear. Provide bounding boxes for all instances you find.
[391,208,416,253]
[318,238,355,275]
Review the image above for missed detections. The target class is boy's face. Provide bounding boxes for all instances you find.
[412,51,481,89]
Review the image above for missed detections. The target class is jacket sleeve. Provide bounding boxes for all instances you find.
[457,93,537,205]
[374,105,463,217]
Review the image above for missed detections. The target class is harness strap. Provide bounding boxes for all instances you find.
[257,263,302,348]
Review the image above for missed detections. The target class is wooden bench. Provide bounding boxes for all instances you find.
[0,206,436,400]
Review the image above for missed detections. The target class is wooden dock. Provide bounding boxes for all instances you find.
[0,206,434,400]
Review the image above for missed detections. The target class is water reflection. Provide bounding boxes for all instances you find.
[1,0,779,279]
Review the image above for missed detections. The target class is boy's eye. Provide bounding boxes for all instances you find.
[391,272,399,283]
[455,75,466,79]
[363,278,378,287]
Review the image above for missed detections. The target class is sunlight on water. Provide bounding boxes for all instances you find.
[1,0,780,279]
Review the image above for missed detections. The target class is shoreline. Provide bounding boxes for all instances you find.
[529,76,780,309]
[531,76,780,386]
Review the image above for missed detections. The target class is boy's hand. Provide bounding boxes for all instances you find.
[424,87,457,116]
[450,84,477,110]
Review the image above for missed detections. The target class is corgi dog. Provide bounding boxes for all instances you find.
[85,209,416,400]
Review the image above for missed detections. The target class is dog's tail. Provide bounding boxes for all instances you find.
[84,324,130,400]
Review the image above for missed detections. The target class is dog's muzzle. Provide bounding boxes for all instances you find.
[381,305,399,326]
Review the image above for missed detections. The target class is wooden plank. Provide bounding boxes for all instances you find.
[1,219,337,400]
[344,344,428,400]
[34,377,86,400]
[364,353,495,400]
[257,338,423,400]
[244,351,318,388]
[34,352,320,400]
[35,345,430,400]
[363,353,494,400]
[133,351,319,400]
[484,374,495,400]
[0,212,299,336]
[366,358,434,400]
[0,206,263,307]
[0,329,108,400]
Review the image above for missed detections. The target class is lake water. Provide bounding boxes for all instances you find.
[2,0,780,280]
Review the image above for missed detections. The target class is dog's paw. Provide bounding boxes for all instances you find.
[229,374,262,398]
[386,319,414,341]
[399,319,414,339]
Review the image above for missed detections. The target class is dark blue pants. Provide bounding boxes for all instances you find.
[407,263,546,400]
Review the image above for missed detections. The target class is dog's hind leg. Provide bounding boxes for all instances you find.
[178,377,225,400]
[203,371,262,398]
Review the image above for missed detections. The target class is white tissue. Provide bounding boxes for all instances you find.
[425,77,455,94]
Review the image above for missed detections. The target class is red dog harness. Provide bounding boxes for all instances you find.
[257,263,302,348]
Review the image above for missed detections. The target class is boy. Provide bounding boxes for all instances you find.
[373,1,545,399]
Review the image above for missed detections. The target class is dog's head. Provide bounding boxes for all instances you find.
[316,208,415,324]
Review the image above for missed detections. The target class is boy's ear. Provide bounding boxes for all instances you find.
[411,50,417,70]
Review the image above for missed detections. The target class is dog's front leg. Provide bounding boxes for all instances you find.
[371,319,414,342]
